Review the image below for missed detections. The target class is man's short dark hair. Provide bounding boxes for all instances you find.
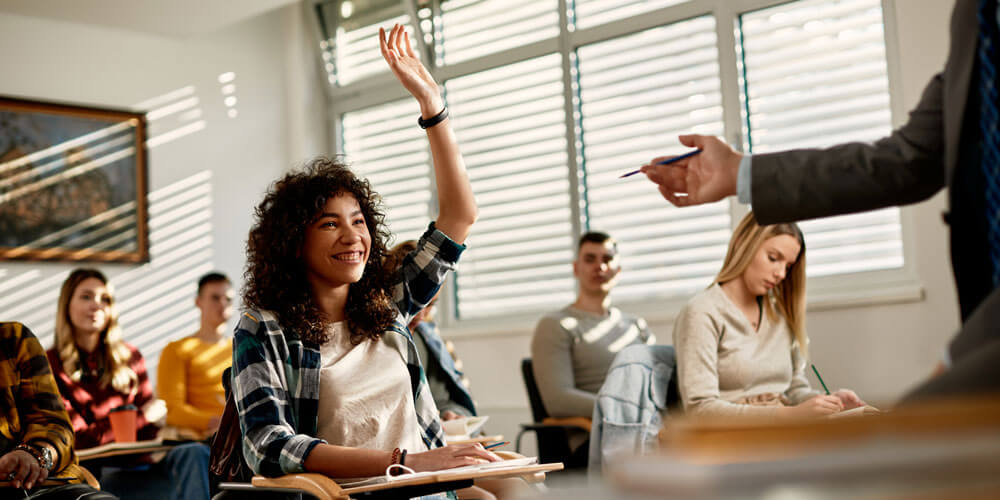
[577,231,616,252]
[197,272,230,295]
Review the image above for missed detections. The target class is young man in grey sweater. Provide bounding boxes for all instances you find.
[530,232,656,465]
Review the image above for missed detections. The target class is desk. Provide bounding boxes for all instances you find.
[77,439,178,461]
[578,396,1000,499]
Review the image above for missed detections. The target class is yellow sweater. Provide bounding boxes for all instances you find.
[157,336,231,433]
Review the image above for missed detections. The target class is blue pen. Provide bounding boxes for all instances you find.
[620,149,702,178]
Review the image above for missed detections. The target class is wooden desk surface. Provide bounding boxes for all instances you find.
[340,462,564,495]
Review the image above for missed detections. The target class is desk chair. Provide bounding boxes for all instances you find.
[515,358,590,469]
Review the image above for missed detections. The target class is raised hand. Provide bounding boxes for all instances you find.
[379,23,443,117]
[640,134,743,207]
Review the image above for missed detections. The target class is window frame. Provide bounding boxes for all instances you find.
[320,0,924,336]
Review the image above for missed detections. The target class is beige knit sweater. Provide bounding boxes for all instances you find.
[673,284,818,417]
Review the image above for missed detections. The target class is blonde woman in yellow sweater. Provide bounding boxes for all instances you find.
[157,273,233,439]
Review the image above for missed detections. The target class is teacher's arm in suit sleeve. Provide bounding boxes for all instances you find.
[751,72,948,225]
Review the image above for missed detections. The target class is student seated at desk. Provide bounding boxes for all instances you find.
[387,241,477,422]
[227,24,513,500]
[157,272,233,440]
[673,212,865,418]
[0,322,117,499]
[46,269,211,500]
[531,231,656,465]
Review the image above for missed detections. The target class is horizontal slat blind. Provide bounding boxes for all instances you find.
[577,16,731,300]
[342,99,432,245]
[445,54,575,318]
[439,0,559,64]
[739,0,902,277]
[573,0,689,30]
[333,13,411,85]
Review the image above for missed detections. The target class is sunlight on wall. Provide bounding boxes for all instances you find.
[2,82,215,389]
[0,170,214,389]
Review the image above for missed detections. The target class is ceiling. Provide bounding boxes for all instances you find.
[0,0,303,38]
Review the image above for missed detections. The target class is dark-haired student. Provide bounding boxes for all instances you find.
[46,269,211,500]
[0,322,118,499]
[158,272,233,440]
[531,231,656,466]
[227,24,510,500]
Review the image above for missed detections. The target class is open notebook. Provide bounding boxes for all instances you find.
[338,456,538,489]
[442,416,489,441]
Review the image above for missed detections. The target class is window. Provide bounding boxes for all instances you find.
[576,17,731,301]
[445,54,575,319]
[342,98,432,245]
[439,0,560,64]
[321,0,910,326]
[739,0,903,277]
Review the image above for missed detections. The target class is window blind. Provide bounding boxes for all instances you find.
[577,16,731,301]
[573,0,689,30]
[445,54,575,319]
[332,13,411,86]
[342,98,432,245]
[439,0,559,64]
[739,0,903,277]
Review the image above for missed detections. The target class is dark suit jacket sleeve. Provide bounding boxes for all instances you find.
[750,72,947,225]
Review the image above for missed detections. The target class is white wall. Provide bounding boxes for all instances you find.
[0,4,327,387]
[447,0,961,455]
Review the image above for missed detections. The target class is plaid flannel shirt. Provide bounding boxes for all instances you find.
[232,222,465,477]
[0,322,84,481]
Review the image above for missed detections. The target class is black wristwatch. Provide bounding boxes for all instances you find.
[16,443,53,471]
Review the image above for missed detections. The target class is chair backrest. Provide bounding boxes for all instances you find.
[222,366,232,398]
[521,358,550,423]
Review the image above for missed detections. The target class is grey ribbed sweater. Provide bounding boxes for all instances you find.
[531,305,655,418]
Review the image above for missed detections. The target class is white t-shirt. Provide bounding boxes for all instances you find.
[315,321,428,454]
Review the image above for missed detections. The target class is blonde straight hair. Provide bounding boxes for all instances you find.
[714,212,809,358]
[54,269,138,394]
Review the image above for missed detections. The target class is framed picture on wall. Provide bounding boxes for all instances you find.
[0,96,149,262]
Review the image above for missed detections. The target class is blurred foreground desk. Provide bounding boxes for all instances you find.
[538,396,1000,499]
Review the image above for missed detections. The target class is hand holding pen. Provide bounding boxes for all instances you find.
[621,149,702,178]
[638,134,744,207]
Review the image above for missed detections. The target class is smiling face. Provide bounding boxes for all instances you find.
[301,193,372,290]
[741,234,801,296]
[68,277,112,338]
[574,240,621,295]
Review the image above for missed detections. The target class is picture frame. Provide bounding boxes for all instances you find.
[0,96,149,263]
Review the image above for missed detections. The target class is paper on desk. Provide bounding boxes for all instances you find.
[827,405,881,419]
[337,455,538,488]
[442,415,489,439]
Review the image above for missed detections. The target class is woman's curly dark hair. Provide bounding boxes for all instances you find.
[243,156,397,345]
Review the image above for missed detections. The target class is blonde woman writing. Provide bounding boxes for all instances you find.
[673,212,865,418]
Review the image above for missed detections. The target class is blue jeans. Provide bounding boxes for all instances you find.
[99,443,211,500]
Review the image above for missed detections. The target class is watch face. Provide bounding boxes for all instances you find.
[39,446,53,468]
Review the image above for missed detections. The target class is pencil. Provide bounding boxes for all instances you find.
[620,149,702,178]
[483,441,509,450]
[811,364,831,395]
